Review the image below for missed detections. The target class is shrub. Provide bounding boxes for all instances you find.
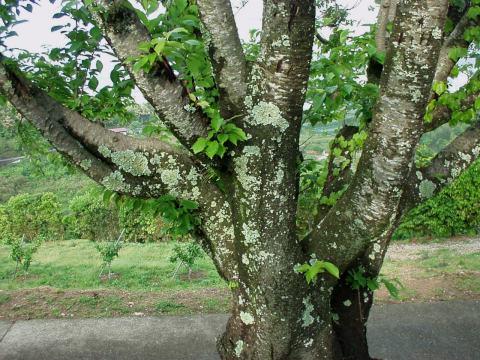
[65,187,119,240]
[119,206,165,243]
[169,241,204,279]
[395,159,480,239]
[66,187,166,242]
[0,192,63,243]
[95,230,124,279]
[8,235,41,275]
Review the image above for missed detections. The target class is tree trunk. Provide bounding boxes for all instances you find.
[331,275,375,360]
[216,276,337,360]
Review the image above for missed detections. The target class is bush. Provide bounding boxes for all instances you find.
[65,187,119,240]
[8,235,41,275]
[0,192,63,243]
[96,231,124,279]
[65,187,166,242]
[119,206,165,243]
[395,159,480,239]
[169,241,204,279]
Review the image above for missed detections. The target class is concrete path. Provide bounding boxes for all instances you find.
[0,301,478,360]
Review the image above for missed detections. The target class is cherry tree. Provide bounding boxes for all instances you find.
[0,0,479,359]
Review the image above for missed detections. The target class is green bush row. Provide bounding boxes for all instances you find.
[0,187,166,243]
[394,159,480,240]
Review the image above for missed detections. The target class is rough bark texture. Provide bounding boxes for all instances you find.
[1,1,477,359]
[196,0,247,117]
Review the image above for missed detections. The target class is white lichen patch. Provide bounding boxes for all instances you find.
[241,254,250,265]
[275,167,285,184]
[240,311,255,325]
[272,34,290,47]
[242,222,260,245]
[419,179,436,199]
[161,168,180,193]
[249,101,289,132]
[234,146,261,192]
[234,340,244,357]
[472,146,480,158]
[459,152,472,163]
[110,150,151,176]
[101,171,130,192]
[98,145,112,158]
[79,159,92,171]
[301,296,315,328]
[431,27,442,40]
[343,299,352,307]
[304,339,314,348]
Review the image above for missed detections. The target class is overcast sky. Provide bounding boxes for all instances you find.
[6,0,377,50]
[4,0,378,101]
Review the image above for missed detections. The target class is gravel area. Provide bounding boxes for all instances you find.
[386,237,480,261]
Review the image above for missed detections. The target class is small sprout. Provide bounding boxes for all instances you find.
[295,260,340,284]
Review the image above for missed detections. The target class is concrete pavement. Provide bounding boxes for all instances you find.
[0,300,479,360]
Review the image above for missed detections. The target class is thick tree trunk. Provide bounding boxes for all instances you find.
[331,275,375,360]
[217,278,336,360]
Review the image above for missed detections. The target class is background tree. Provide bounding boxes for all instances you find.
[0,0,479,359]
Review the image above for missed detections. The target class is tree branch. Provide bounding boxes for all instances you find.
[424,92,479,132]
[375,0,397,54]
[196,0,247,117]
[89,0,210,150]
[0,60,238,280]
[312,126,358,225]
[308,0,450,272]
[434,12,474,84]
[405,121,480,208]
[256,0,316,125]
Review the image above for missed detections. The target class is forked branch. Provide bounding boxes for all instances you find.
[89,0,210,151]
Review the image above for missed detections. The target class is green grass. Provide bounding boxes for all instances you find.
[0,240,225,292]
[417,249,480,274]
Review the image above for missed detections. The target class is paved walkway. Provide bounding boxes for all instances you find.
[0,301,479,360]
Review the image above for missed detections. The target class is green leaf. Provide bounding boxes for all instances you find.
[205,141,219,159]
[51,25,64,32]
[95,60,103,72]
[153,39,166,55]
[448,47,468,62]
[474,97,480,111]
[322,261,340,279]
[191,137,208,154]
[166,27,189,39]
[217,134,229,144]
[88,77,99,90]
[211,116,224,132]
[185,39,201,46]
[228,133,239,145]
[432,81,447,96]
[180,199,198,210]
[467,6,480,20]
[89,27,103,41]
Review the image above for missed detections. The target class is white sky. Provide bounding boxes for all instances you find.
[4,0,378,102]
[6,0,377,49]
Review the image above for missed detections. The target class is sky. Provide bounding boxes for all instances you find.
[4,0,378,102]
[6,0,378,49]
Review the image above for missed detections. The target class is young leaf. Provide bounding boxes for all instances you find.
[321,261,340,279]
[191,137,208,154]
[205,141,219,159]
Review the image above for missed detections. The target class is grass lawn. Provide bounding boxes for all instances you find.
[0,240,230,320]
[0,239,479,320]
